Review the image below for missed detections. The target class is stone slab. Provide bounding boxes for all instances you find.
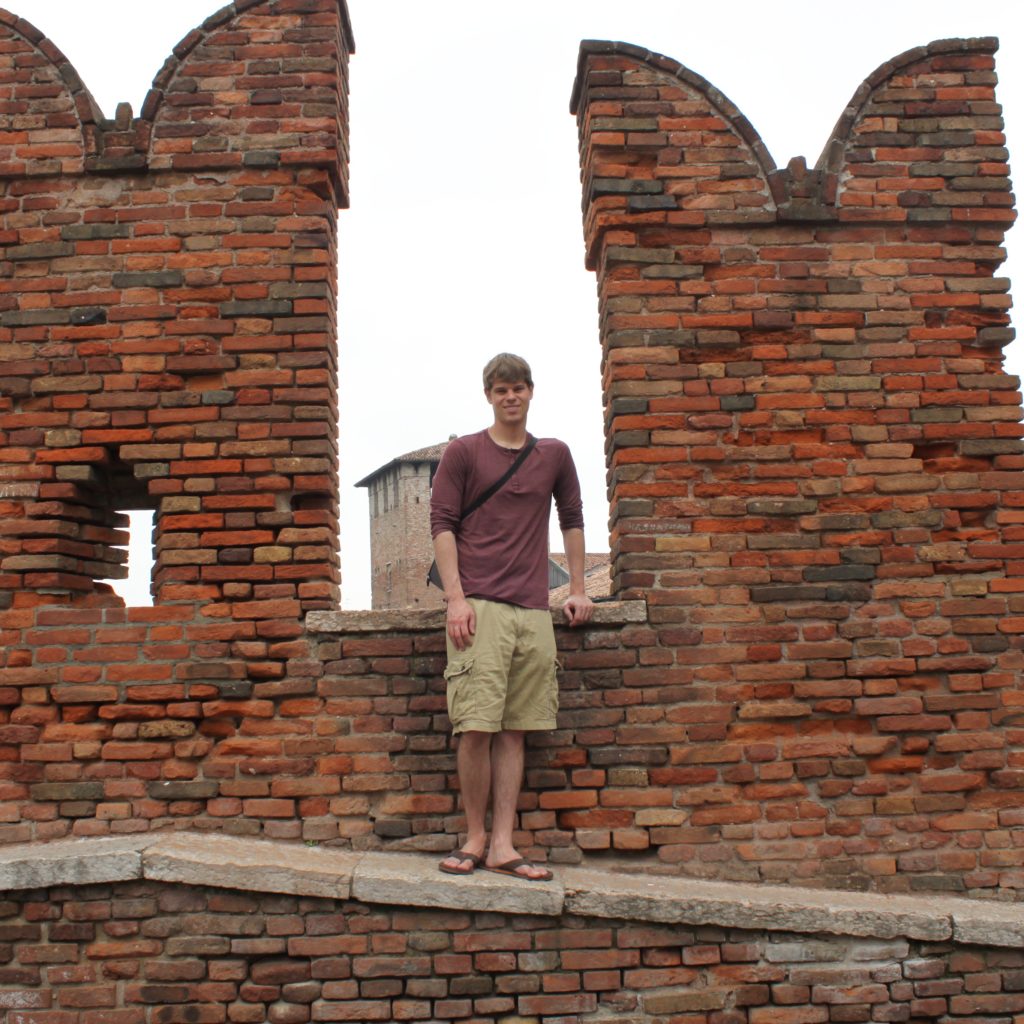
[307,608,443,633]
[308,600,647,635]
[0,833,1019,949]
[950,897,1024,948]
[591,599,648,624]
[560,868,953,942]
[142,833,361,899]
[0,834,156,891]
[352,851,564,916]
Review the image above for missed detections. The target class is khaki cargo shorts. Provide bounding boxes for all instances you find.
[443,598,559,734]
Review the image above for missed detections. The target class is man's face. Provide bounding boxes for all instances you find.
[486,378,533,427]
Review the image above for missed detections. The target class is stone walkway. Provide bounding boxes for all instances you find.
[0,832,1020,947]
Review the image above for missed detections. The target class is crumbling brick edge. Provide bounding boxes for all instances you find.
[1,831,1020,948]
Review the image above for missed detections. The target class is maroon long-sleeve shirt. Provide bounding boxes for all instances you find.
[429,430,585,610]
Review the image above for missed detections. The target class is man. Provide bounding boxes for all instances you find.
[430,353,594,881]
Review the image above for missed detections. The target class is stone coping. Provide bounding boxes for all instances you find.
[0,833,1020,947]
[307,600,647,634]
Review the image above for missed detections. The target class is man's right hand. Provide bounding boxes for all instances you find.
[446,596,476,651]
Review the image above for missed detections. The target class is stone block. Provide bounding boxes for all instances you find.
[950,899,1024,948]
[351,852,563,917]
[560,869,952,942]
[0,835,154,890]
[142,833,361,899]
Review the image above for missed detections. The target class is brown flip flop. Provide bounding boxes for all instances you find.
[483,857,553,882]
[438,849,482,875]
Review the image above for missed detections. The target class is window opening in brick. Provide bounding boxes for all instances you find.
[95,455,156,607]
[103,509,156,608]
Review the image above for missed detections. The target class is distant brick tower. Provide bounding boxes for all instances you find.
[356,441,449,609]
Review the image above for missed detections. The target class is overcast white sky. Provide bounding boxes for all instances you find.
[20,1,1023,608]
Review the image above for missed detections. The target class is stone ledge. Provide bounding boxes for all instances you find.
[0,834,160,889]
[560,868,953,942]
[0,833,1019,947]
[351,850,562,917]
[307,600,647,634]
[143,832,362,900]
[950,897,1024,947]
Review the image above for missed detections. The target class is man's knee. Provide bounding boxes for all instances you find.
[457,730,492,753]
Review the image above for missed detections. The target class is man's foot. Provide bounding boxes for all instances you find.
[438,848,483,876]
[484,857,553,882]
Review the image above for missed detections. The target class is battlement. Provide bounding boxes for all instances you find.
[0,10,1022,1020]
[0,0,352,662]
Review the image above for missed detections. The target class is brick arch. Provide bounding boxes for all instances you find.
[815,37,1004,218]
[141,0,355,202]
[0,8,99,175]
[570,40,777,270]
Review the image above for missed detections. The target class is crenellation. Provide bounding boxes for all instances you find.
[1,7,1024,1017]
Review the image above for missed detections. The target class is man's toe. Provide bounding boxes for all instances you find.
[438,849,482,875]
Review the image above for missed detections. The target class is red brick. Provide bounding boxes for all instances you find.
[0,11,1022,918]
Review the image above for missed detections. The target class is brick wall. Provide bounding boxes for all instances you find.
[565,37,1023,894]
[0,0,351,609]
[0,0,353,839]
[1,12,1023,1021]
[0,878,1021,1022]
[1,7,1023,902]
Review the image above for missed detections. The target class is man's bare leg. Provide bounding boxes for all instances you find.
[440,730,491,872]
[485,729,548,879]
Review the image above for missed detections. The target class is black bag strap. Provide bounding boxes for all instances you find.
[460,436,537,522]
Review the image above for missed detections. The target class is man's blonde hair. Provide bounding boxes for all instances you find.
[483,352,533,391]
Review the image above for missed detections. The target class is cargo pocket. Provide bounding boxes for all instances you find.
[534,656,561,723]
[443,657,474,727]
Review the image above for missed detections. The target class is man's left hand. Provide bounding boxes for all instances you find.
[563,593,594,627]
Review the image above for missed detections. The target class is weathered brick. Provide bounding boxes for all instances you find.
[0,3,1020,969]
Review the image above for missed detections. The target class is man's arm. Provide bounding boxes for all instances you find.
[561,526,594,627]
[433,530,475,651]
[430,442,476,651]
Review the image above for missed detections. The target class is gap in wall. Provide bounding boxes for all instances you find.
[102,509,156,607]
